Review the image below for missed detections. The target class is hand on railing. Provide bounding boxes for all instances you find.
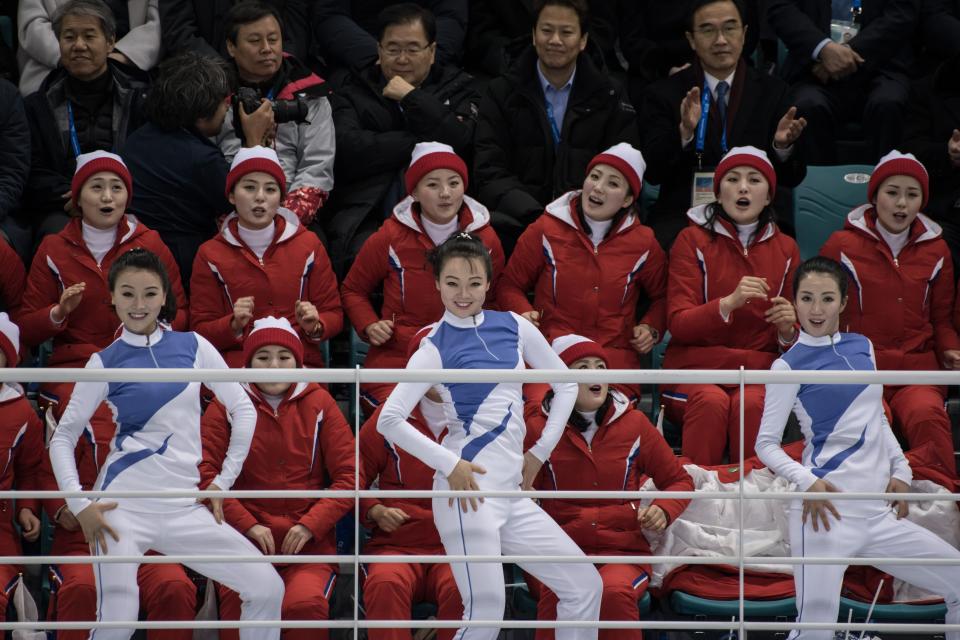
[76,501,119,552]
[802,479,841,532]
[447,459,486,512]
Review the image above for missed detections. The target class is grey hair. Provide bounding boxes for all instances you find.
[52,0,117,41]
[145,52,233,131]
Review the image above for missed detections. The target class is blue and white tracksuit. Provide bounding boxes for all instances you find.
[756,331,960,640]
[49,326,284,640]
[378,310,602,640]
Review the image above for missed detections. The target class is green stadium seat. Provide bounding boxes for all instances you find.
[792,164,873,259]
[838,596,947,622]
[0,17,12,50]
[670,591,797,617]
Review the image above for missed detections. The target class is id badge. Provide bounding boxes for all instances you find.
[830,19,859,44]
[691,171,717,207]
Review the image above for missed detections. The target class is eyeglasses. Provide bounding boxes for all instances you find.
[379,43,433,57]
[693,23,744,40]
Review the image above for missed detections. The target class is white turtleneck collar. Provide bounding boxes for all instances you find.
[736,220,759,248]
[442,309,484,328]
[577,409,601,445]
[420,215,459,247]
[82,221,116,265]
[875,223,910,258]
[795,329,842,347]
[237,222,276,259]
[119,324,165,347]
[584,216,613,247]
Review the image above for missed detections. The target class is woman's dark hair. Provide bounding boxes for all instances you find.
[377,3,437,43]
[543,389,613,432]
[225,1,285,44]
[701,200,776,246]
[792,256,848,300]
[427,232,493,281]
[145,53,232,131]
[108,248,178,323]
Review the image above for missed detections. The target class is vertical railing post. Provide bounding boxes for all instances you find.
[354,365,361,640]
[738,366,746,639]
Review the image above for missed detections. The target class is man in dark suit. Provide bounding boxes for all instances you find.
[640,0,806,247]
[767,0,918,164]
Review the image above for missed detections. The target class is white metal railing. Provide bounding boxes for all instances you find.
[1,366,958,638]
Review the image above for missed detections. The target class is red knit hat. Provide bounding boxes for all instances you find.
[405,142,468,194]
[71,150,133,209]
[713,146,777,199]
[242,316,304,367]
[868,150,929,210]
[0,312,19,367]
[551,334,608,367]
[225,146,287,199]
[587,142,646,197]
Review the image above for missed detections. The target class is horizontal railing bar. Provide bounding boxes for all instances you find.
[9,554,960,565]
[0,621,955,632]
[5,368,960,385]
[6,489,958,500]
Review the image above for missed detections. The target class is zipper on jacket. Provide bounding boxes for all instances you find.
[472,315,499,360]
[145,331,161,368]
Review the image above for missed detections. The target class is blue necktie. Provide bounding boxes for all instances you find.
[716,81,729,128]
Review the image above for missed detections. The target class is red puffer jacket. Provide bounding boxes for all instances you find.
[497,191,667,371]
[524,387,693,556]
[200,382,355,559]
[358,405,446,555]
[341,195,504,370]
[189,208,342,368]
[17,215,188,367]
[821,206,960,371]
[665,205,800,371]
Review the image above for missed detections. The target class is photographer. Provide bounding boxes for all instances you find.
[121,52,267,287]
[216,1,335,228]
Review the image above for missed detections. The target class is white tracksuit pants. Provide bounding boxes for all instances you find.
[433,484,602,640]
[91,501,285,640]
[788,502,960,640]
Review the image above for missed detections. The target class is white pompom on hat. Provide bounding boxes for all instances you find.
[405,141,468,194]
[713,145,777,198]
[242,316,304,367]
[587,142,646,197]
[551,334,608,367]
[225,146,287,199]
[0,312,19,367]
[868,150,929,210]
[71,150,133,209]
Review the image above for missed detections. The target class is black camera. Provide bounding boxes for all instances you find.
[235,86,310,124]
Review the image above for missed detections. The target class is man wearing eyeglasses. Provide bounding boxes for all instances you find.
[640,0,807,248]
[326,2,479,277]
[768,0,918,164]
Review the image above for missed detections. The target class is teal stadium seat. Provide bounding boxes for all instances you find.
[671,591,797,618]
[0,16,12,50]
[792,165,873,259]
[838,596,948,623]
